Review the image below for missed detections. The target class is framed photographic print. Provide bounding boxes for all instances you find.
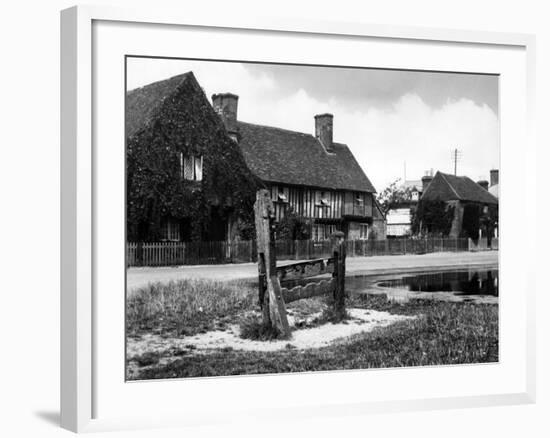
[61,5,536,433]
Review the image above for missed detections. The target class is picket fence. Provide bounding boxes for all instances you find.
[125,237,496,267]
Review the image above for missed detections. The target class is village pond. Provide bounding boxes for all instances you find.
[281,266,499,304]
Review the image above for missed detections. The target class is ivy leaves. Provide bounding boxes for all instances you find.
[126,76,259,241]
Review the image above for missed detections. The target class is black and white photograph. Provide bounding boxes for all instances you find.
[125,57,499,381]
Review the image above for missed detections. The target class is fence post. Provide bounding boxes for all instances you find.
[136,241,143,266]
[331,231,346,320]
[254,190,290,337]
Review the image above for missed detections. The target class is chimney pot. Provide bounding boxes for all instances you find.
[212,93,239,141]
[314,113,334,152]
[477,180,489,191]
[490,169,499,187]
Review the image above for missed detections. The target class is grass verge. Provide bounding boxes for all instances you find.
[126,279,257,337]
[132,293,498,380]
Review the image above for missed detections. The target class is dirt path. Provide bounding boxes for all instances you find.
[127,309,413,358]
[127,251,498,292]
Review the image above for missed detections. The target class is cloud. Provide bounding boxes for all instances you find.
[127,58,499,192]
[244,63,499,113]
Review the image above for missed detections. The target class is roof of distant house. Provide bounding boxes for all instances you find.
[421,171,498,204]
[489,184,499,199]
[402,180,423,191]
[236,121,376,193]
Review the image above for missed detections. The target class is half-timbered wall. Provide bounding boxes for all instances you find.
[269,184,373,222]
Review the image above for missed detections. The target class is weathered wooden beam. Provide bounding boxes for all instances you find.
[332,231,346,320]
[276,257,335,282]
[268,275,291,335]
[281,278,336,303]
[254,189,291,337]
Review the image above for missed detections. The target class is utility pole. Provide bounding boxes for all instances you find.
[452,148,462,175]
[454,149,457,175]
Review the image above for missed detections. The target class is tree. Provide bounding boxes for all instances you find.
[377,178,414,214]
[412,200,455,237]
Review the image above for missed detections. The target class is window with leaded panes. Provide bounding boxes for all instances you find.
[180,153,203,181]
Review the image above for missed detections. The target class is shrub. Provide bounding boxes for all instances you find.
[239,314,288,341]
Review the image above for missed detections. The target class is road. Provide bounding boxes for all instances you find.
[127,250,498,292]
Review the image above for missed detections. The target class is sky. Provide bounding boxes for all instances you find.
[127,57,499,192]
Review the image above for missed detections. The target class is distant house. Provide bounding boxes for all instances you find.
[386,173,433,237]
[212,92,386,241]
[126,71,385,242]
[420,171,498,238]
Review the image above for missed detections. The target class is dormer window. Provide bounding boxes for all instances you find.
[180,153,203,181]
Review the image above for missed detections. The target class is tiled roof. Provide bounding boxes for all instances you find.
[126,71,377,194]
[236,121,377,193]
[126,72,194,138]
[421,171,498,204]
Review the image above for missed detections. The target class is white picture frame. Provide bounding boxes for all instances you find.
[60,5,536,433]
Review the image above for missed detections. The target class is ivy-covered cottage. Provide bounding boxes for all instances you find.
[212,92,386,241]
[126,72,259,242]
[126,71,385,242]
[419,171,498,239]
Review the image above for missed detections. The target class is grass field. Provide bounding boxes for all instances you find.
[127,279,498,380]
[127,278,257,337]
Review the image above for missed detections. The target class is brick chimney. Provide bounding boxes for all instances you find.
[477,180,489,191]
[421,171,434,193]
[490,169,499,187]
[315,113,334,152]
[212,93,239,142]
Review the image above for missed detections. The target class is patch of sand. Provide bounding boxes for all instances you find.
[127,308,414,357]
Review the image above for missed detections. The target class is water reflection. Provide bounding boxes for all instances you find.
[376,269,499,297]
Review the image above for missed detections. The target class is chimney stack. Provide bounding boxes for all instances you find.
[421,172,434,193]
[477,180,489,191]
[314,113,334,152]
[212,93,239,141]
[490,169,499,187]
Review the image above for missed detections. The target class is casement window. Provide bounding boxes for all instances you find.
[359,223,369,240]
[180,153,203,181]
[312,224,336,241]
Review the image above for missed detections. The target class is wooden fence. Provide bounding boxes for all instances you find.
[125,236,488,267]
